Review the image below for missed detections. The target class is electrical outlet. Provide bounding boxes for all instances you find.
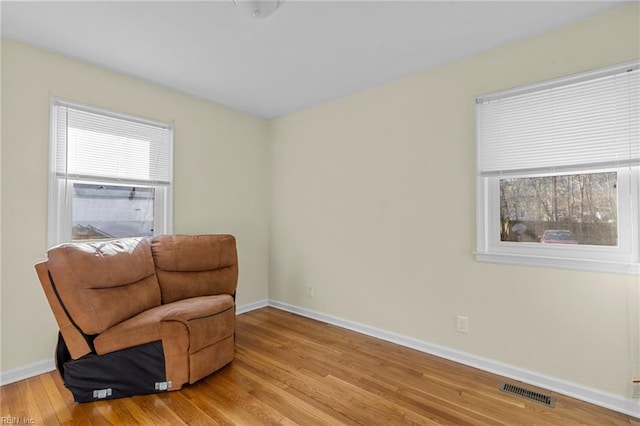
[456,316,469,333]
[306,285,314,297]
[633,381,640,399]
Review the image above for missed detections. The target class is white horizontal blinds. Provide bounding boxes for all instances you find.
[54,102,172,185]
[477,63,640,177]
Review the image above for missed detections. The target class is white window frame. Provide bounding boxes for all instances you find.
[48,98,173,247]
[475,62,640,275]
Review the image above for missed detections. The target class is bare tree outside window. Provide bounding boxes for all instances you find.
[499,172,617,246]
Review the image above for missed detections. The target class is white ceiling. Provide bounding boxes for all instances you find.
[1,1,631,119]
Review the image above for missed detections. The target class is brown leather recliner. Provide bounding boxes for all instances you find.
[35,234,238,402]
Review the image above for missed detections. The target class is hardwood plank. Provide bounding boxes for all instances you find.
[125,393,188,425]
[0,307,637,425]
[38,373,73,424]
[227,360,349,425]
[153,387,229,426]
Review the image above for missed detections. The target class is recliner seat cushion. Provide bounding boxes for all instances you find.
[93,294,235,355]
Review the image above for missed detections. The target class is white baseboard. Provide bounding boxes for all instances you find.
[1,359,55,386]
[268,299,640,419]
[236,298,269,315]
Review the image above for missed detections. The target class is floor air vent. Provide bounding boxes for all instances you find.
[499,382,556,407]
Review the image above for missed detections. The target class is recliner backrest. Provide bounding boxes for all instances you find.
[46,237,161,335]
[151,234,238,304]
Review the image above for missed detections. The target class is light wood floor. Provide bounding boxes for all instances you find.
[1,307,638,425]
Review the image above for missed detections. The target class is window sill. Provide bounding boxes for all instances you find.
[474,251,640,275]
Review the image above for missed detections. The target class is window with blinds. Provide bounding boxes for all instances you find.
[48,99,173,247]
[475,61,639,275]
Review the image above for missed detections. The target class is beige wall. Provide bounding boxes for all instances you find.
[1,39,270,371]
[268,4,640,398]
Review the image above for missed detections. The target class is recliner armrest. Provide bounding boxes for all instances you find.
[35,262,92,359]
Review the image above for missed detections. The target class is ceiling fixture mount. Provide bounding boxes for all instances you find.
[232,0,285,19]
